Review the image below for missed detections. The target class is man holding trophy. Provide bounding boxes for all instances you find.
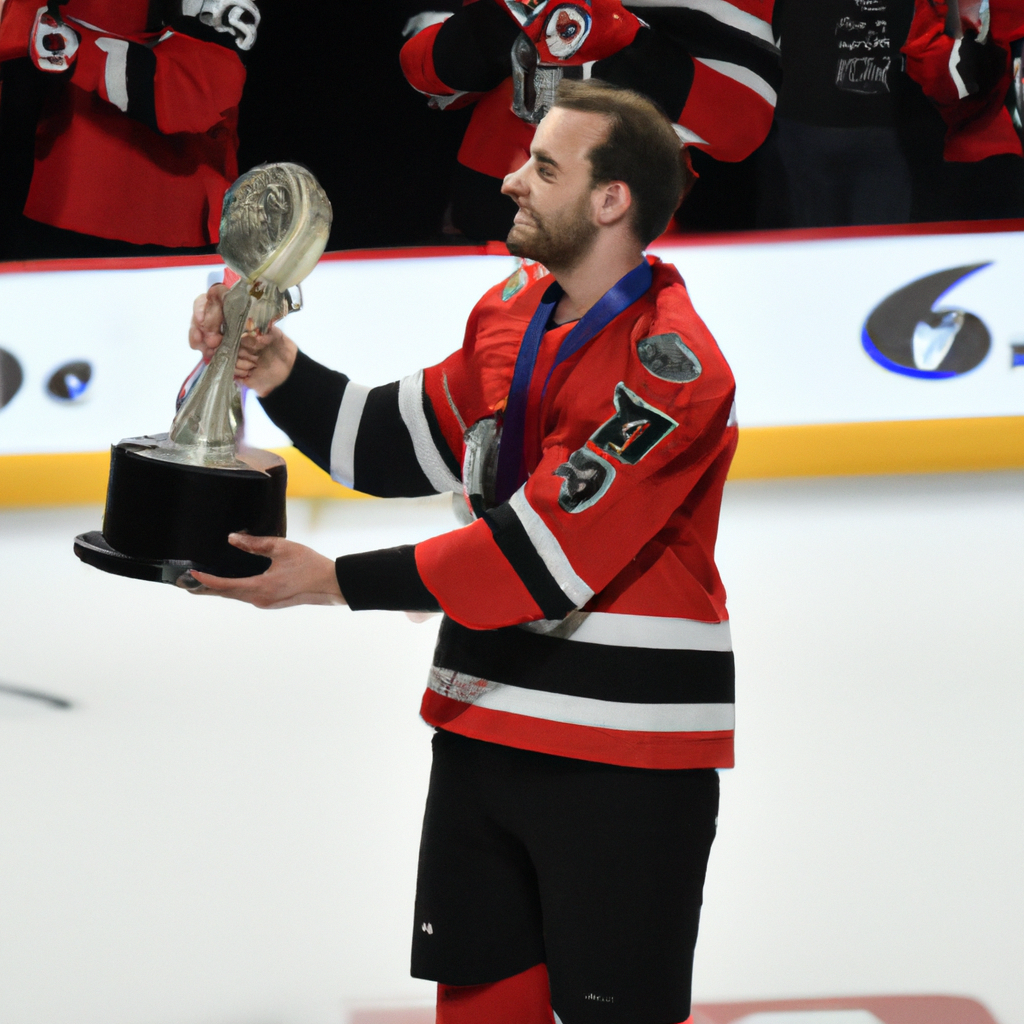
[186,81,738,1024]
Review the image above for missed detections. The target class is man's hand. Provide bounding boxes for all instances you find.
[189,284,298,397]
[182,534,347,609]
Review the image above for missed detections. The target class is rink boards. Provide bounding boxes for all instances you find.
[1,223,1023,504]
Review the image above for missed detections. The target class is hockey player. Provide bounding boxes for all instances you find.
[186,81,737,1024]
[400,0,780,238]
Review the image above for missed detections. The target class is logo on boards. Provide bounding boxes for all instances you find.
[862,264,992,379]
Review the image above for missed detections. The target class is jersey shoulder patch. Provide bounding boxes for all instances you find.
[637,332,702,383]
[501,258,550,301]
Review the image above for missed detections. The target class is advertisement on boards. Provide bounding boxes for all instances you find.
[0,227,1021,476]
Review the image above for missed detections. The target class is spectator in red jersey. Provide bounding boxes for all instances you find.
[902,0,1024,220]
[0,0,255,258]
[400,0,781,240]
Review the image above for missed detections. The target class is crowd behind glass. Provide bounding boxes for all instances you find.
[0,0,1020,261]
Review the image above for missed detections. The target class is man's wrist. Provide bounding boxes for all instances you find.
[256,333,299,397]
[319,552,347,605]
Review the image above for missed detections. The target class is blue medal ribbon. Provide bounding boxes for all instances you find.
[493,259,653,504]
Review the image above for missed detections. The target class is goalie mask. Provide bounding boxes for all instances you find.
[511,32,587,123]
[541,4,592,60]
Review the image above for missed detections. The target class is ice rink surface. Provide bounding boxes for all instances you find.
[1,472,1022,1024]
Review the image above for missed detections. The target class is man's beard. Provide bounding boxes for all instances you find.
[506,192,598,271]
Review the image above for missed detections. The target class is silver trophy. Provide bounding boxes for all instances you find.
[74,163,333,583]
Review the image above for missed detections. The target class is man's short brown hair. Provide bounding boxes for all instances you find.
[553,79,692,247]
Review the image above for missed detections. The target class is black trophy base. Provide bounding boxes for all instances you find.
[74,435,287,584]
[73,530,237,585]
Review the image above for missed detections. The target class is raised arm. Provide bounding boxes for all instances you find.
[188,285,462,499]
[399,0,780,162]
[400,1,519,107]
[606,0,781,162]
[53,24,244,134]
[902,0,1023,161]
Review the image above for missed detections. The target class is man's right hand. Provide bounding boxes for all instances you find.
[188,284,298,397]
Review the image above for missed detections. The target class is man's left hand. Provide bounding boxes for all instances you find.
[183,534,346,609]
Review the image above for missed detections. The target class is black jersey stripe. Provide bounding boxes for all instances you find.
[258,349,349,473]
[483,503,576,621]
[434,616,735,704]
[432,0,518,93]
[336,545,442,613]
[593,28,696,121]
[354,382,436,498]
[125,42,158,131]
[630,7,782,92]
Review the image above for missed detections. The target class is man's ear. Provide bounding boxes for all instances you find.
[594,181,632,227]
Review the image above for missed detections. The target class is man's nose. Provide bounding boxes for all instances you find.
[501,167,526,198]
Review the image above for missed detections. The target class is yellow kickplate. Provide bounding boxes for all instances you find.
[2,417,1023,507]
[0,446,370,508]
[274,447,374,500]
[729,415,1024,479]
[0,450,111,507]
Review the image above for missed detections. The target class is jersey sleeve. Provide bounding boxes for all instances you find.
[67,27,245,134]
[902,2,992,109]
[150,31,246,133]
[599,0,780,161]
[0,0,36,63]
[336,322,737,625]
[901,0,1020,161]
[400,0,518,100]
[257,349,462,499]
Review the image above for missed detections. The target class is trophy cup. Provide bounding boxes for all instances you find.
[74,163,332,584]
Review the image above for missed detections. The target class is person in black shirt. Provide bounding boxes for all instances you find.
[770,0,915,226]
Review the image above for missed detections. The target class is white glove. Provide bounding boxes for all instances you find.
[180,0,260,51]
[402,10,453,39]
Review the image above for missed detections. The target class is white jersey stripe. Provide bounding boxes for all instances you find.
[949,39,971,100]
[398,371,462,493]
[673,123,709,146]
[509,489,594,609]
[520,612,732,651]
[476,685,734,732]
[329,382,370,489]
[695,57,778,106]
[428,669,734,732]
[95,38,130,112]
[625,0,776,47]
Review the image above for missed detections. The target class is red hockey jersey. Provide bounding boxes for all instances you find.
[260,258,738,770]
[902,0,1024,163]
[401,0,779,178]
